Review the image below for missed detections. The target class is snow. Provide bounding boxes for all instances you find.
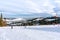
[0,25,60,40]
[5,18,26,22]
[12,18,26,21]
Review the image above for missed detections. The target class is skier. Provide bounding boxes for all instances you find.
[10,24,13,29]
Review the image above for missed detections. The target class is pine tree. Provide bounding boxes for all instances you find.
[0,13,3,26]
[0,13,7,27]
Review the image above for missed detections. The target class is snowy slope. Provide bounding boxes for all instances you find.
[0,25,60,40]
[5,18,26,22]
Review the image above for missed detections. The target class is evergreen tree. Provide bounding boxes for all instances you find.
[0,13,3,26]
[0,13,7,27]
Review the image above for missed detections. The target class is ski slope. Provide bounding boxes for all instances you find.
[0,25,60,40]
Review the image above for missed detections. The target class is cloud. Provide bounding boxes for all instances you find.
[0,0,60,18]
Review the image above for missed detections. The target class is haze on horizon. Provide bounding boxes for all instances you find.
[0,0,60,18]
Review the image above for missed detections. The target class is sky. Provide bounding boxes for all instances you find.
[0,0,60,18]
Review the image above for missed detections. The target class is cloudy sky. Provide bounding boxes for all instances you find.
[0,0,60,18]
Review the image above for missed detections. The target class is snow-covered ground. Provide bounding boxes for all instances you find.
[0,25,60,40]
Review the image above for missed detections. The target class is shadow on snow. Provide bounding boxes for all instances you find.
[25,27,60,33]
